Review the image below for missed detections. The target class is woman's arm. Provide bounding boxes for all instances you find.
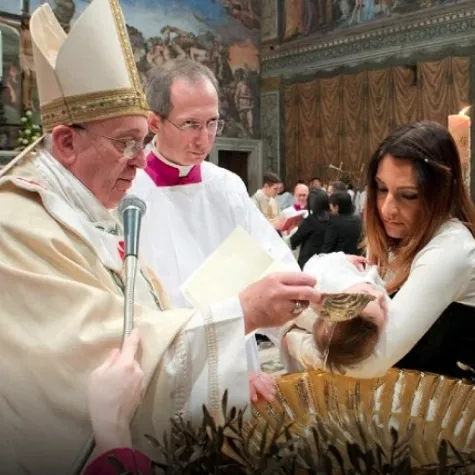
[343,232,475,378]
[85,330,152,475]
[282,235,475,376]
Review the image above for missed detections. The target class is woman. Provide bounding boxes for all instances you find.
[322,191,362,255]
[290,188,330,268]
[283,121,475,379]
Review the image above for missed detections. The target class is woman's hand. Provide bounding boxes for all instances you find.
[347,255,367,271]
[87,329,144,454]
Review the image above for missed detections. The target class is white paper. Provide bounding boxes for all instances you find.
[181,226,292,309]
[281,207,308,219]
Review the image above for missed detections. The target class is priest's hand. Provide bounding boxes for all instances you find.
[87,329,145,454]
[248,372,277,403]
[240,272,321,334]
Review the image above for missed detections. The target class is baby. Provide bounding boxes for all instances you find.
[282,252,389,374]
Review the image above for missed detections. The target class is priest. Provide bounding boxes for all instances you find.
[0,2,321,474]
[132,59,299,374]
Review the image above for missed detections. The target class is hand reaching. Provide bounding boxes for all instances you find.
[240,272,321,333]
[248,372,277,403]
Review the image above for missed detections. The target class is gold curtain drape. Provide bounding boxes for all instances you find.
[283,57,470,187]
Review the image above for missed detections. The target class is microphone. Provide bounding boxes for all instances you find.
[119,195,147,259]
[118,195,147,339]
[70,195,147,475]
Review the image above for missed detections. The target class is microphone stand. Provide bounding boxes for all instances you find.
[70,254,138,475]
[122,254,138,342]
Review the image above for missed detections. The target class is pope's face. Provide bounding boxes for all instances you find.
[150,77,220,166]
[67,115,148,208]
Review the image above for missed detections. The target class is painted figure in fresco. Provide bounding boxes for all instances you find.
[284,0,303,38]
[211,40,233,84]
[336,0,351,20]
[127,25,148,84]
[221,0,260,30]
[190,44,208,64]
[161,25,196,59]
[118,3,259,139]
[234,67,254,137]
[349,0,364,24]
[127,25,146,65]
[19,20,35,111]
[285,0,339,37]
[4,65,20,108]
[146,37,171,68]
[305,0,319,32]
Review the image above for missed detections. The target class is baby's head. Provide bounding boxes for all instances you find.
[313,282,387,373]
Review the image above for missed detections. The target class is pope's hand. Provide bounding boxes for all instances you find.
[239,272,320,333]
[248,372,277,403]
[87,328,144,454]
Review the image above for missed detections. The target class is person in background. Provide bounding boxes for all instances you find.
[309,176,322,191]
[347,183,355,202]
[354,185,367,217]
[290,188,330,269]
[322,191,362,255]
[280,182,309,261]
[293,183,309,210]
[327,180,347,195]
[276,182,294,210]
[250,171,284,229]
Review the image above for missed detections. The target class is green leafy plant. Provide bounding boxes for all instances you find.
[109,391,475,474]
[16,110,42,150]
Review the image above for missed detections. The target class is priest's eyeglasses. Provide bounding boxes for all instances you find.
[72,124,144,159]
[166,118,225,136]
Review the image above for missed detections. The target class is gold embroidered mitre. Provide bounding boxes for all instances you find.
[30,0,148,132]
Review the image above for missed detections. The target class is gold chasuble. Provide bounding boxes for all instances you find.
[0,1,249,474]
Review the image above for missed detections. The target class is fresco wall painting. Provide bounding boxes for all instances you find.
[283,0,470,41]
[0,0,261,140]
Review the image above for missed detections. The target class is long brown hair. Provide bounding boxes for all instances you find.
[364,121,475,293]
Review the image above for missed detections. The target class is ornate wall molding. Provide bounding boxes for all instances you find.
[261,5,475,77]
[261,0,278,43]
[260,91,281,175]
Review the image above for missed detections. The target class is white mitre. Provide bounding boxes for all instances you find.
[30,0,148,132]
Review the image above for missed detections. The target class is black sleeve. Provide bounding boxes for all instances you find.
[322,221,338,253]
[290,217,313,250]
